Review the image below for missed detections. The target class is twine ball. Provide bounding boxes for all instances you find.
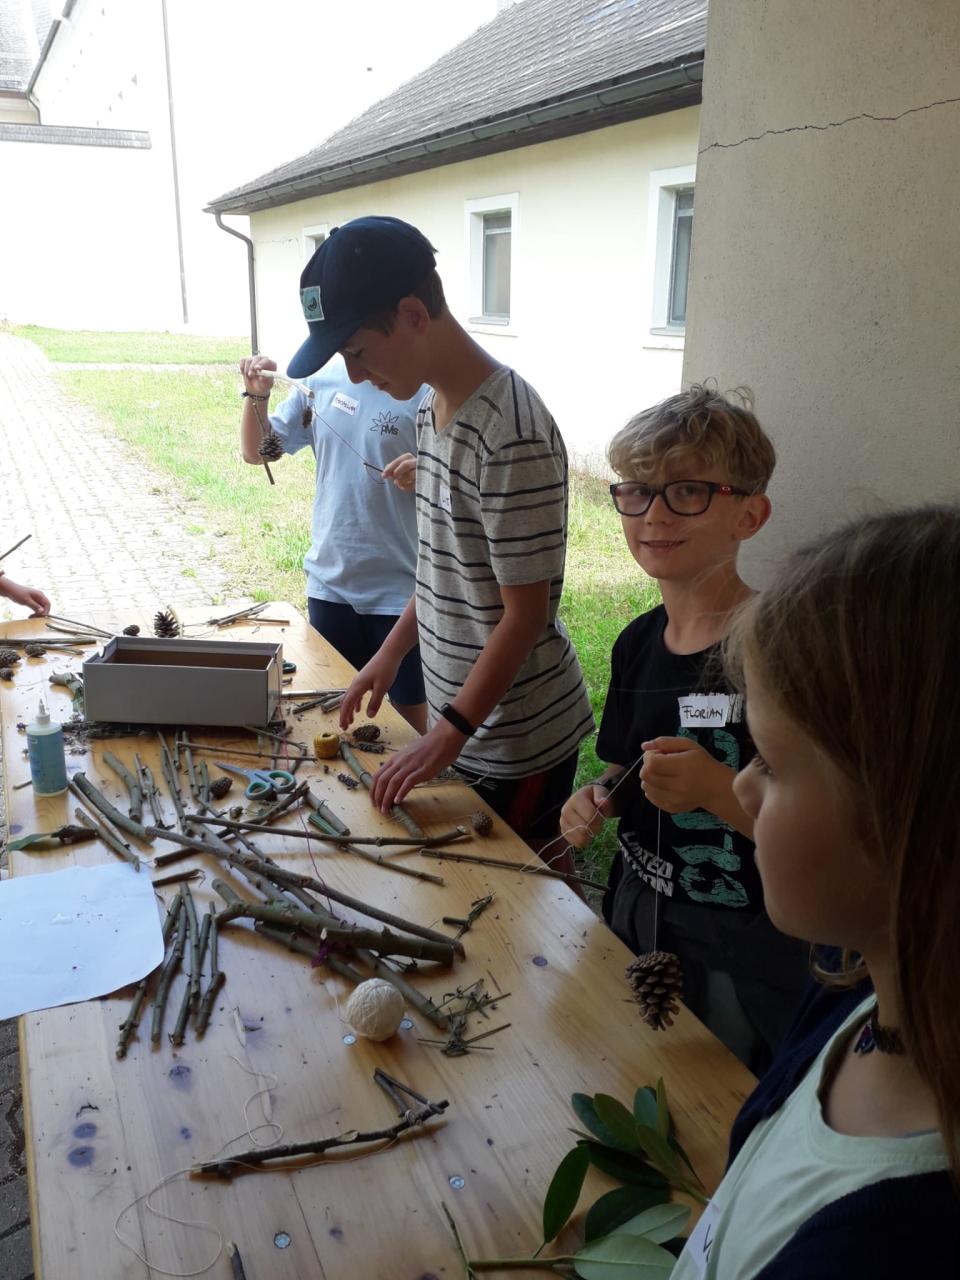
[313,732,340,759]
[344,978,405,1042]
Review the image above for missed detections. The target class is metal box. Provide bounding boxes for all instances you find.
[82,636,282,728]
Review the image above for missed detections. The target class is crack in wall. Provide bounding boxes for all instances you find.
[699,93,960,154]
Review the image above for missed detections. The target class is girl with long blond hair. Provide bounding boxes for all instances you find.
[672,505,960,1277]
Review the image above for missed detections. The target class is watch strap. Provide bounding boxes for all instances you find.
[439,702,476,736]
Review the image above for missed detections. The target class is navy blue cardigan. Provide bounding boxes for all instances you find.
[724,977,960,1278]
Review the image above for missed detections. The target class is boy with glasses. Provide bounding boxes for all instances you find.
[560,385,807,1070]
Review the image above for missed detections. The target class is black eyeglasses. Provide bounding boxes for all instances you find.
[609,479,749,517]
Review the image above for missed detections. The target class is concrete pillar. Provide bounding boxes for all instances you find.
[683,0,960,579]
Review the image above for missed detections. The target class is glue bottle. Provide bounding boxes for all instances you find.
[26,698,68,796]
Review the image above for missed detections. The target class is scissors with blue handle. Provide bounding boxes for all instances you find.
[213,761,296,801]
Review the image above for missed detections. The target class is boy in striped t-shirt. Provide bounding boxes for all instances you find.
[286,215,594,852]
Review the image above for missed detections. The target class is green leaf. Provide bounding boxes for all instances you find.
[634,1125,681,1180]
[574,1231,676,1278]
[667,1135,702,1186]
[654,1078,670,1141]
[542,1144,590,1243]
[585,1143,669,1189]
[616,1203,691,1244]
[573,1093,628,1150]
[594,1095,642,1153]
[584,1185,671,1242]
[632,1087,659,1133]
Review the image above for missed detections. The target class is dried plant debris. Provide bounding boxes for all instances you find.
[153,607,181,638]
[469,810,493,837]
[337,772,360,790]
[626,950,683,1031]
[209,775,233,799]
[258,432,285,462]
[419,978,511,1056]
[0,649,21,667]
[352,723,381,743]
[122,624,141,636]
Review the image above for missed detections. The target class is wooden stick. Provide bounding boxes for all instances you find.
[184,814,465,848]
[102,751,144,823]
[44,611,113,638]
[151,894,186,1043]
[72,807,141,872]
[196,908,224,1035]
[0,533,30,563]
[70,773,154,844]
[227,1241,248,1280]
[117,892,181,1058]
[339,741,425,839]
[420,848,608,891]
[256,368,316,399]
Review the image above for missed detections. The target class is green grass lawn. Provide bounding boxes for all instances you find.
[52,335,659,883]
[9,324,247,365]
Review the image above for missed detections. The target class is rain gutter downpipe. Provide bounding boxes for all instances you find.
[213,212,259,355]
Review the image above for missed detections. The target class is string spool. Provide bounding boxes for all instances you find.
[344,978,405,1042]
[313,732,340,760]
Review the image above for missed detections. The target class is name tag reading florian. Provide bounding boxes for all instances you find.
[332,391,359,417]
[678,693,731,728]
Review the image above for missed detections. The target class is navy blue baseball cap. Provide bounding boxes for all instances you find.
[287,216,437,378]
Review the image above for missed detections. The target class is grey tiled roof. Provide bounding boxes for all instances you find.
[210,0,706,212]
[0,0,53,92]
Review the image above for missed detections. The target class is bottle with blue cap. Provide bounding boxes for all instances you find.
[26,697,68,796]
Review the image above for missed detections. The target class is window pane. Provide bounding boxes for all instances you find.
[668,190,693,326]
[482,212,511,318]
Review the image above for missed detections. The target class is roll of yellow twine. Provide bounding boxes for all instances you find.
[313,732,340,759]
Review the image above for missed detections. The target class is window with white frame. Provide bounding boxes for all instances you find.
[302,223,328,262]
[646,166,696,338]
[465,193,519,327]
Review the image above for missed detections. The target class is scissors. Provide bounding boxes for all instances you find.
[213,761,296,801]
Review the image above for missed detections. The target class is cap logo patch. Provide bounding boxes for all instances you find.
[301,286,324,323]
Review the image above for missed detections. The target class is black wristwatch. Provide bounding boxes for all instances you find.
[439,702,476,736]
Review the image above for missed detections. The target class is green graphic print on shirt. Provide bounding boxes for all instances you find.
[671,727,748,908]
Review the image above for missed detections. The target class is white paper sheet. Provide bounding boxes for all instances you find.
[0,862,165,1019]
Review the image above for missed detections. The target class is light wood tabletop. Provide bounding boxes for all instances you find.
[0,604,755,1279]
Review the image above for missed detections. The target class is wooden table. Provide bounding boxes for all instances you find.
[0,604,754,1279]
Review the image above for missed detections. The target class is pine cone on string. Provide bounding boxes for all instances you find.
[0,649,20,667]
[258,432,285,462]
[153,607,181,638]
[626,950,683,1031]
[470,810,493,837]
[301,406,314,429]
[209,775,233,799]
[352,723,381,743]
[122,624,140,636]
[24,642,46,658]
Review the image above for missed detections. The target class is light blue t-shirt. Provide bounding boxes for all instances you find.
[270,358,424,615]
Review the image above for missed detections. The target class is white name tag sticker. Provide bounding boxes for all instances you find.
[678,693,731,728]
[439,484,452,513]
[685,1199,719,1277]
[332,391,359,416]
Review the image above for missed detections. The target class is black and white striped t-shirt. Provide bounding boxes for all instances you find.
[415,367,594,777]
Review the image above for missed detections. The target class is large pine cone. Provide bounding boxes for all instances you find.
[153,607,180,638]
[470,810,493,837]
[122,624,140,636]
[626,950,683,1031]
[0,649,20,666]
[209,775,233,799]
[352,723,381,743]
[258,432,285,462]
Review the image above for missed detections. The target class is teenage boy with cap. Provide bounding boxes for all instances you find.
[288,216,594,855]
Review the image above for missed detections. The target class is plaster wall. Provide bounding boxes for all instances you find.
[682,0,960,583]
[249,107,700,462]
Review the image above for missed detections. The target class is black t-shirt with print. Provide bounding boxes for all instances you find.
[596,605,763,912]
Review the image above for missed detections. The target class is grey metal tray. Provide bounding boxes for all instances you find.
[82,636,282,727]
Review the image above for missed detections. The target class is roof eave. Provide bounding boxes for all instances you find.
[207,57,704,216]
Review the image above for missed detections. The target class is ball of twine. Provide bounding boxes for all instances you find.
[344,978,405,1042]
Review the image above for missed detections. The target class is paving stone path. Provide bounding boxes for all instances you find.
[0,331,241,1278]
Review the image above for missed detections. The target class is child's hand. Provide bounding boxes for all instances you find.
[339,651,402,728]
[238,356,276,398]
[640,737,730,814]
[382,453,416,491]
[0,577,50,616]
[560,784,613,849]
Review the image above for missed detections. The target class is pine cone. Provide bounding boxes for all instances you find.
[626,950,683,1031]
[352,723,381,743]
[209,775,233,799]
[0,667,14,681]
[122,624,140,636]
[153,607,180,638]
[301,406,314,429]
[0,649,20,667]
[258,432,285,462]
[470,810,493,837]
[24,642,46,658]
[228,805,244,820]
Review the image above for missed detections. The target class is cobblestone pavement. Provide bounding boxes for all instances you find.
[0,331,239,1278]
